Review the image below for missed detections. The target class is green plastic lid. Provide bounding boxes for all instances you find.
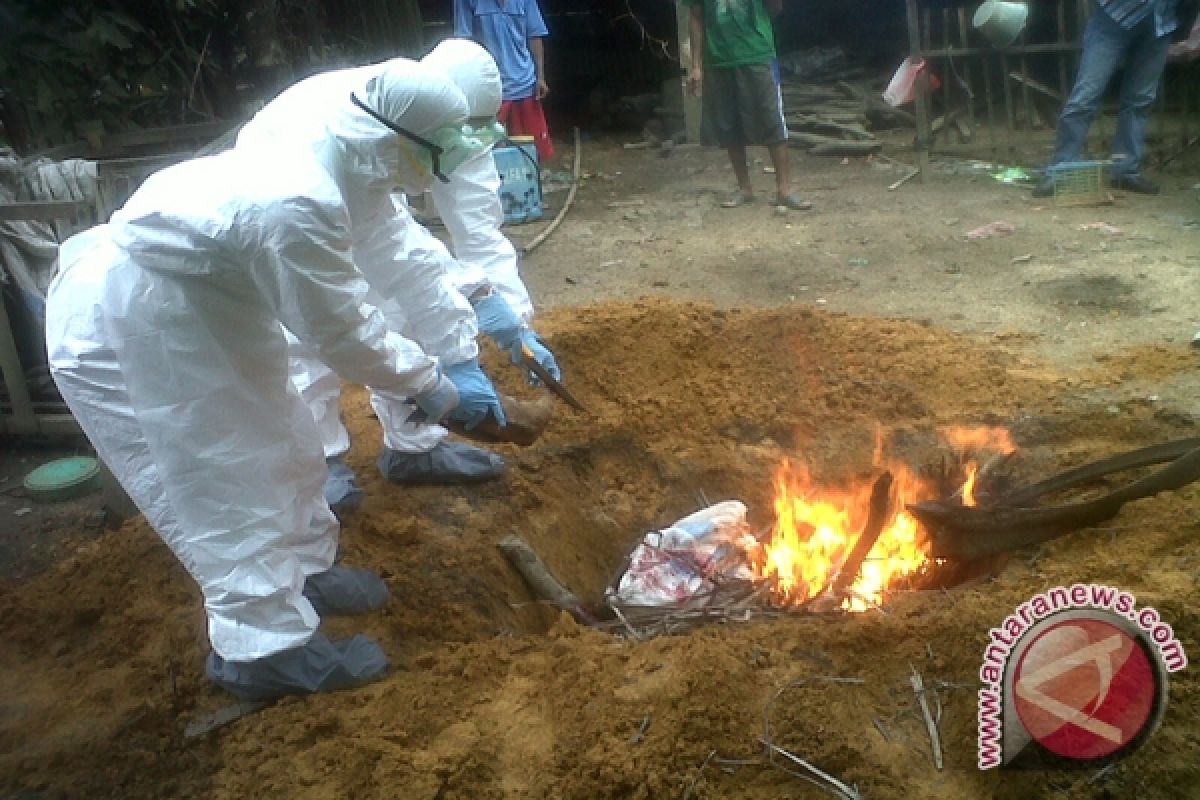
[24,456,102,502]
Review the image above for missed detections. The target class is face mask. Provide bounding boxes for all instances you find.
[431,120,507,176]
[351,93,499,183]
[389,138,437,192]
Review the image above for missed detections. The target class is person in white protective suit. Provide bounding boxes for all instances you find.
[44,62,508,700]
[235,39,560,513]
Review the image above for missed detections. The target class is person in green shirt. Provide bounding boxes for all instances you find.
[686,0,811,211]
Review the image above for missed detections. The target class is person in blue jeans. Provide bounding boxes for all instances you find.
[1034,0,1178,197]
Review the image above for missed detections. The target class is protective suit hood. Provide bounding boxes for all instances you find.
[364,59,470,138]
[246,59,470,200]
[350,59,470,195]
[422,38,503,120]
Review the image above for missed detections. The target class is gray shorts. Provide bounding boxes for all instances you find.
[701,63,787,148]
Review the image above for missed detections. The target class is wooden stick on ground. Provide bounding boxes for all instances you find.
[759,739,864,800]
[910,665,944,770]
[809,140,883,157]
[888,169,921,191]
[522,126,582,255]
[498,535,598,625]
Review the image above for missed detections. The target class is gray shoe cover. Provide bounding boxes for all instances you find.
[205,634,388,701]
[303,565,390,617]
[324,456,364,517]
[377,440,506,485]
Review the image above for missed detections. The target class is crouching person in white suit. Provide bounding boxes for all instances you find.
[45,62,506,701]
[237,39,560,514]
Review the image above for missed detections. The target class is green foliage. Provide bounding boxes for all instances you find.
[0,0,230,150]
[0,0,426,153]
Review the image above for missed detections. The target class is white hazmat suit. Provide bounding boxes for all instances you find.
[236,40,557,492]
[45,63,485,699]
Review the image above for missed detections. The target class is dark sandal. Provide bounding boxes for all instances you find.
[720,190,754,208]
[774,192,813,211]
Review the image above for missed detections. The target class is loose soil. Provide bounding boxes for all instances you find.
[2,138,1199,799]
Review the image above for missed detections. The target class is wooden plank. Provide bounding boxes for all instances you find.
[982,52,998,155]
[95,121,233,152]
[1008,71,1063,102]
[957,8,977,130]
[0,292,37,435]
[922,42,1084,57]
[942,8,953,147]
[0,200,91,222]
[1018,36,1035,131]
[675,1,703,144]
[999,51,1017,139]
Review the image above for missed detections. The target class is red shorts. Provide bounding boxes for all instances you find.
[498,97,555,161]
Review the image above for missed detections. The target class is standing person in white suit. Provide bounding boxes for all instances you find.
[236,39,560,512]
[44,62,507,700]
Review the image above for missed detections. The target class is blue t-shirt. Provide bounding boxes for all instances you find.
[454,0,549,101]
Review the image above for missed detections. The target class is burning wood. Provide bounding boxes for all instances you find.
[499,429,1200,640]
[590,426,1015,635]
[911,437,1200,561]
[807,472,894,613]
[750,425,1013,610]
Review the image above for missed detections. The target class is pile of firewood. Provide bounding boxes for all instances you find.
[781,80,915,158]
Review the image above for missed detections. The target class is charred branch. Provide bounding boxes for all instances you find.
[809,472,894,611]
[910,440,1200,561]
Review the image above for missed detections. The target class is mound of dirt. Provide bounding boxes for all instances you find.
[2,299,1197,799]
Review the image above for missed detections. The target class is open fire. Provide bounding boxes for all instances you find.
[747,426,1016,611]
[574,430,1194,637]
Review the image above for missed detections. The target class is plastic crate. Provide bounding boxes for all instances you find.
[1047,160,1109,206]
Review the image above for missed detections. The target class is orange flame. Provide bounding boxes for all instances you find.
[942,425,1014,508]
[961,465,978,507]
[940,425,1016,456]
[753,426,1016,611]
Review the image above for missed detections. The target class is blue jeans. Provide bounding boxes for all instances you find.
[1050,9,1172,177]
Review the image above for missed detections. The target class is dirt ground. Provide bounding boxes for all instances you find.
[2,135,1199,799]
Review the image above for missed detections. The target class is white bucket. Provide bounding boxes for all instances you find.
[973,1,1029,48]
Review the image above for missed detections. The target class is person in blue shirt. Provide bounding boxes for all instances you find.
[454,0,555,160]
[1035,0,1180,196]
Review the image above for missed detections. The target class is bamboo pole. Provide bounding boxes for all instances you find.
[905,0,931,181]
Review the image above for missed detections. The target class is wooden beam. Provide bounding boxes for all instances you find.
[905,0,931,181]
[675,1,703,144]
[0,200,92,222]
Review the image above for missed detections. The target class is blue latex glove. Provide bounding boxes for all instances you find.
[472,292,560,385]
[512,328,561,384]
[472,292,522,350]
[410,370,459,424]
[443,358,506,430]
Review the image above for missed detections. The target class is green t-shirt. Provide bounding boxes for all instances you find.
[685,0,777,69]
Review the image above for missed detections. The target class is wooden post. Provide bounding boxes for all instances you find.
[675,1,703,144]
[0,289,37,434]
[905,0,931,181]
